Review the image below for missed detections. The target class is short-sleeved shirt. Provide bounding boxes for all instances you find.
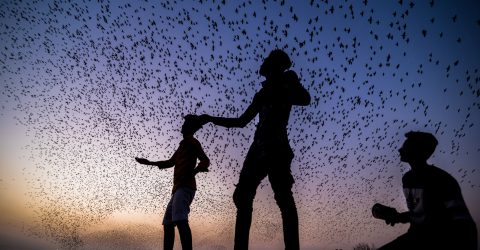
[170,137,209,194]
[402,165,474,235]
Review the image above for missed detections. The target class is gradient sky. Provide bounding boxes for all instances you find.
[1,0,479,249]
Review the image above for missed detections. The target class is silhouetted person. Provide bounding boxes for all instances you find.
[199,49,310,250]
[135,115,210,250]
[372,131,477,250]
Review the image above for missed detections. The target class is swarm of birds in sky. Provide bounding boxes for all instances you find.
[1,0,479,249]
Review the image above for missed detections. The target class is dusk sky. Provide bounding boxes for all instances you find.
[1,0,479,249]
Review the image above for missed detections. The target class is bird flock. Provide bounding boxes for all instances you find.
[1,0,479,249]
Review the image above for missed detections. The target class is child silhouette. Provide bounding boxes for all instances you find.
[135,115,210,250]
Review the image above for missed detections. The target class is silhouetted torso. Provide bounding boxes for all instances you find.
[171,137,209,193]
[402,165,473,235]
[248,71,307,158]
[254,83,291,143]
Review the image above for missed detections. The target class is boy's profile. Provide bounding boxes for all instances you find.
[373,131,477,250]
[135,115,210,250]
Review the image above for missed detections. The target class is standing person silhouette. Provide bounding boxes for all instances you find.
[135,115,210,250]
[199,49,310,250]
[372,131,477,250]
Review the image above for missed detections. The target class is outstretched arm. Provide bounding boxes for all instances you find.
[200,95,259,128]
[135,156,175,170]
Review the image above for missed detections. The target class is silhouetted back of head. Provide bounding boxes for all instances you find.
[404,131,438,160]
[182,115,203,135]
[259,49,292,76]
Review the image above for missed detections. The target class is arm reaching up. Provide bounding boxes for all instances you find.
[283,70,311,106]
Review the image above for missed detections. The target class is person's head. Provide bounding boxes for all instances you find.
[181,115,203,136]
[259,49,292,77]
[399,131,438,165]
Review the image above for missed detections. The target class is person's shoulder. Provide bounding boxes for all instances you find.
[187,137,204,149]
[428,165,457,183]
[427,165,463,198]
[283,70,299,82]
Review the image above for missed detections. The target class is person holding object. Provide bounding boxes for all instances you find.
[198,49,311,250]
[135,115,210,250]
[373,131,477,250]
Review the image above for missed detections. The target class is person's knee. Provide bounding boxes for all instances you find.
[274,191,296,211]
[233,185,255,210]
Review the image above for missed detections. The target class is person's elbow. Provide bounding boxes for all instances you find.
[204,158,211,168]
[199,156,210,167]
[197,158,210,172]
[295,92,311,106]
[302,93,311,106]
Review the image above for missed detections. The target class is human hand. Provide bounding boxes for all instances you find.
[372,203,400,226]
[135,157,150,165]
[385,212,400,226]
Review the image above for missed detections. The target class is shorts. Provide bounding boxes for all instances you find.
[162,187,196,225]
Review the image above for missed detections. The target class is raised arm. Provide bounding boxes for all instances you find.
[283,70,311,106]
